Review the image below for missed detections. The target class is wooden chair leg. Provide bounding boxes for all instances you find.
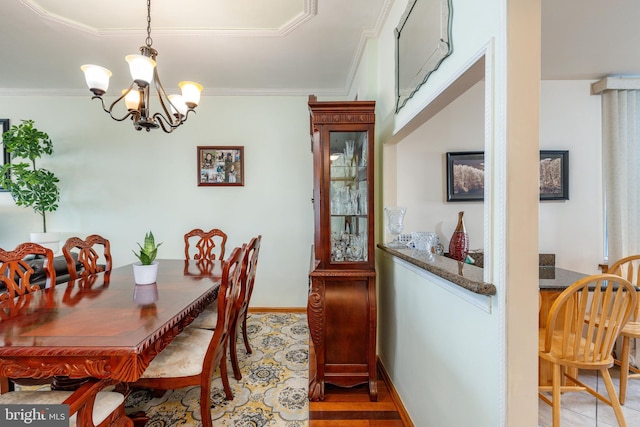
[601,367,627,427]
[200,373,213,427]
[128,411,150,427]
[220,341,233,400]
[242,315,252,354]
[552,363,561,427]
[620,336,631,405]
[230,317,242,381]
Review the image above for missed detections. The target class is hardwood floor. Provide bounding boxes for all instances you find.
[309,364,408,427]
[253,308,411,425]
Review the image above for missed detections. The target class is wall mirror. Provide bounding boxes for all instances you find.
[395,0,453,112]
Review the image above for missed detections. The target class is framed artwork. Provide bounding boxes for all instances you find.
[446,150,570,202]
[539,150,569,200]
[0,118,9,192]
[446,151,485,202]
[197,146,244,187]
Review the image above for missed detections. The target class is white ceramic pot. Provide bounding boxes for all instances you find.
[132,261,159,285]
[30,232,60,253]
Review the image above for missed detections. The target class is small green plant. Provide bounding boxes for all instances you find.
[0,119,60,233]
[133,231,162,265]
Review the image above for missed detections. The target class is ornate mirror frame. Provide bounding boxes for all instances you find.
[395,0,453,112]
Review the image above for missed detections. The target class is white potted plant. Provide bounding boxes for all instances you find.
[132,231,162,285]
[0,119,61,252]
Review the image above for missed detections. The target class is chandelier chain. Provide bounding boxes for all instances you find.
[145,0,153,47]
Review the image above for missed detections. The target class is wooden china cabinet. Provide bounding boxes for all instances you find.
[307,95,377,401]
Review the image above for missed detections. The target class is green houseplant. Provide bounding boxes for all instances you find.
[0,119,60,235]
[132,231,162,285]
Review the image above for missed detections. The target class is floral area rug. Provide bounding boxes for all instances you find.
[125,312,309,426]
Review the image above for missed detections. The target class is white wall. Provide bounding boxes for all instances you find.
[393,82,485,251]
[0,95,314,308]
[390,79,604,274]
[371,0,542,426]
[539,80,603,273]
[378,251,499,426]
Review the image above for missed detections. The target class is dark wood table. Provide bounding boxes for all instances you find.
[0,259,222,385]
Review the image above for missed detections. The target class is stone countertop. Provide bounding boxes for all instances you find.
[538,266,588,290]
[377,244,497,296]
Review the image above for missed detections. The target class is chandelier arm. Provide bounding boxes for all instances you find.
[89,95,137,123]
[152,108,196,133]
[90,95,111,114]
[153,114,177,134]
[152,70,182,126]
[107,84,139,122]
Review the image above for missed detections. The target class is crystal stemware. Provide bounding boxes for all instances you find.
[384,206,407,248]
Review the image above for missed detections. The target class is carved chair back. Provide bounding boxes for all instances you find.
[237,235,262,326]
[227,235,262,380]
[208,245,244,371]
[62,234,112,280]
[184,228,227,261]
[0,242,56,300]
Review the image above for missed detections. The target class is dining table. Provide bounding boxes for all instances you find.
[0,258,223,390]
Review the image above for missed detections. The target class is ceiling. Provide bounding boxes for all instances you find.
[0,0,639,97]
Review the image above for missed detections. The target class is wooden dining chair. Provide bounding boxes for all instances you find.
[62,234,112,280]
[0,242,57,393]
[607,254,640,405]
[229,235,261,380]
[0,242,56,299]
[539,273,637,427]
[129,245,245,427]
[0,378,131,427]
[184,228,227,261]
[189,236,261,381]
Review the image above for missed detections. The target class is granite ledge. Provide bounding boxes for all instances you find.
[377,244,497,296]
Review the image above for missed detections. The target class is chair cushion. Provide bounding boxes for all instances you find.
[0,390,125,427]
[189,304,219,330]
[141,327,213,378]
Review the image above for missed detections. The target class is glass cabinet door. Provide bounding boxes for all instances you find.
[329,131,368,263]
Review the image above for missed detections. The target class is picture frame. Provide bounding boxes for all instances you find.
[0,118,9,192]
[197,146,244,187]
[446,150,570,202]
[539,150,569,200]
[446,151,485,202]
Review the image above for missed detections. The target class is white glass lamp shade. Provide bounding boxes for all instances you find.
[179,81,203,108]
[125,54,156,87]
[123,89,141,111]
[80,64,112,95]
[168,94,188,117]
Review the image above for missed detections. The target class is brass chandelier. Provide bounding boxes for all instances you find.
[81,0,202,133]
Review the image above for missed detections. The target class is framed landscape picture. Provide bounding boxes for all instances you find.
[445,150,569,202]
[446,151,485,201]
[197,146,244,187]
[539,150,569,200]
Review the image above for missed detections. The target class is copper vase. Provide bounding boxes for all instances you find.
[448,211,469,261]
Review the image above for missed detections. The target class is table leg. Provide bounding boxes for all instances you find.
[0,376,10,393]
